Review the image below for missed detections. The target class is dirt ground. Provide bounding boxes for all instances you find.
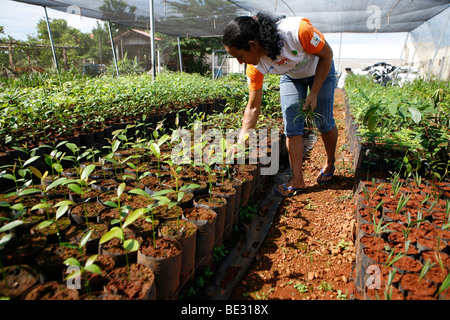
[229,89,359,300]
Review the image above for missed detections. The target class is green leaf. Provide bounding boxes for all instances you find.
[54,200,74,208]
[66,143,78,154]
[0,220,23,233]
[117,182,126,197]
[128,188,149,197]
[398,106,408,120]
[99,226,123,244]
[181,183,200,191]
[63,257,81,267]
[408,106,422,124]
[387,104,397,117]
[67,183,82,195]
[437,273,450,296]
[46,177,67,191]
[23,156,40,167]
[123,208,148,229]
[10,203,24,211]
[103,201,118,208]
[17,188,41,196]
[81,164,96,181]
[150,189,172,197]
[84,263,102,275]
[123,239,139,252]
[37,220,54,230]
[80,229,93,248]
[53,163,63,173]
[56,204,69,220]
[1,174,16,181]
[30,203,51,211]
[152,196,171,205]
[150,143,160,157]
[85,254,98,267]
[112,140,121,153]
[0,233,13,247]
[367,115,377,132]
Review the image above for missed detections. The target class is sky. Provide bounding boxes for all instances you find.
[0,0,408,60]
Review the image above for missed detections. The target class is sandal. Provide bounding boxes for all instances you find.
[275,184,305,197]
[316,166,335,185]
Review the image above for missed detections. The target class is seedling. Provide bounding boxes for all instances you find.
[0,219,25,294]
[383,269,397,300]
[63,230,102,294]
[99,183,146,279]
[294,282,309,293]
[66,165,97,226]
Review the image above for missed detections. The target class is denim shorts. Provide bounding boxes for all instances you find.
[280,61,336,137]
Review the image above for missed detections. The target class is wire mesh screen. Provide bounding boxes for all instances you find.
[12,0,450,36]
[8,0,450,79]
[407,6,450,79]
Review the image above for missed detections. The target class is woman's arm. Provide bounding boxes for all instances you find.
[238,87,263,146]
[303,40,334,112]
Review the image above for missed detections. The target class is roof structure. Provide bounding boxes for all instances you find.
[113,29,161,43]
[11,0,450,37]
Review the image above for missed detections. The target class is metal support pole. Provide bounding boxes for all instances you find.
[177,36,183,72]
[149,0,156,80]
[337,32,343,76]
[107,21,119,77]
[43,7,59,73]
[212,50,215,79]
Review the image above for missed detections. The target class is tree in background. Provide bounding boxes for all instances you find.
[28,18,96,69]
[87,21,113,65]
[157,33,222,75]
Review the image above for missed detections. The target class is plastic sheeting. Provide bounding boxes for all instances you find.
[11,0,450,37]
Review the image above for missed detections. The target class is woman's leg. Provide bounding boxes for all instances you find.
[313,62,338,183]
[285,135,305,189]
[278,75,307,195]
[317,126,338,182]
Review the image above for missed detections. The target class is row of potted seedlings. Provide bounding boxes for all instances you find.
[353,175,450,300]
[0,123,279,300]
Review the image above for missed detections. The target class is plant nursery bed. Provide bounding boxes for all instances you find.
[229,88,449,301]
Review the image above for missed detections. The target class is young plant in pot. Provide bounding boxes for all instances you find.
[148,131,171,187]
[63,229,103,295]
[0,219,40,300]
[43,144,68,179]
[0,162,33,196]
[165,163,199,209]
[29,197,73,244]
[1,143,43,192]
[99,182,144,277]
[136,195,183,300]
[99,183,157,300]
[64,142,85,171]
[66,164,97,207]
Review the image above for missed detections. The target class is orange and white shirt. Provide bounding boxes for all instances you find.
[246,17,326,90]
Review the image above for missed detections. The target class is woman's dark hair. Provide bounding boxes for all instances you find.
[223,12,284,61]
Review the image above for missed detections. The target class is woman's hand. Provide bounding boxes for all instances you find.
[303,92,318,112]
